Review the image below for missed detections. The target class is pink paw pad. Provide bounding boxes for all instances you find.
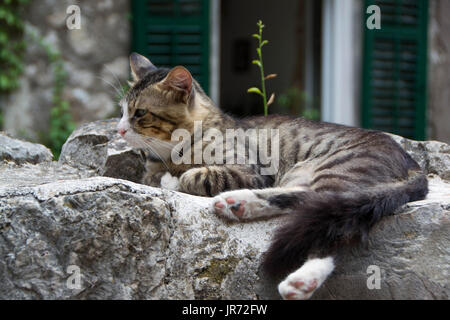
[292,279,318,293]
[214,202,225,209]
[229,200,246,217]
[293,281,304,288]
[285,292,298,300]
[225,197,235,204]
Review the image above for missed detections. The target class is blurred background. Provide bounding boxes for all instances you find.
[0,0,449,159]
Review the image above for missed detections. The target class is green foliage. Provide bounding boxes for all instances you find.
[0,0,30,130]
[302,108,320,121]
[27,28,75,159]
[0,0,29,92]
[0,0,73,157]
[248,20,276,117]
[247,20,320,121]
[277,87,320,121]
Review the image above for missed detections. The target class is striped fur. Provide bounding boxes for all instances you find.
[120,54,429,292]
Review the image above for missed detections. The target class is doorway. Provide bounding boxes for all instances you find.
[219,0,322,118]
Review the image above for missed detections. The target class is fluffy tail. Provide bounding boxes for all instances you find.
[261,172,428,277]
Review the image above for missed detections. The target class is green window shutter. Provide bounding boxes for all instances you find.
[131,0,210,94]
[361,0,428,140]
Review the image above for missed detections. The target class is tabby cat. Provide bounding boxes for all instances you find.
[117,53,428,300]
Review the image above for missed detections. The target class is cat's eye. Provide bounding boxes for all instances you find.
[134,109,147,118]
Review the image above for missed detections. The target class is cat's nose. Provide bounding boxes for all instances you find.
[118,128,127,136]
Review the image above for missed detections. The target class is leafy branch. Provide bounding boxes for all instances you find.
[248,20,276,116]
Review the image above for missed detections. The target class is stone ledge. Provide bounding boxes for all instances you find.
[0,122,449,299]
[0,174,448,299]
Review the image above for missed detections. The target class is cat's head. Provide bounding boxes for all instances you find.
[117,53,198,151]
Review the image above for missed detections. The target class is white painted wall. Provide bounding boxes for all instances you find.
[209,0,221,106]
[321,0,361,127]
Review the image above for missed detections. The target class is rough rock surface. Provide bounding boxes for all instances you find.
[390,134,450,181]
[59,119,145,183]
[0,177,276,299]
[0,125,449,300]
[0,132,53,164]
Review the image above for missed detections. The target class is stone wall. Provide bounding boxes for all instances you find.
[1,0,130,141]
[1,0,449,144]
[0,121,449,299]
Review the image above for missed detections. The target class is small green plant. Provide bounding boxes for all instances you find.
[27,27,75,159]
[248,20,276,116]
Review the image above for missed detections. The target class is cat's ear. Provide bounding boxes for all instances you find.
[130,53,156,81]
[161,66,193,103]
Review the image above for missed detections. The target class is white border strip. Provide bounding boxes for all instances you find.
[321,0,356,126]
[210,0,221,106]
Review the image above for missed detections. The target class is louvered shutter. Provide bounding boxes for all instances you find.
[131,0,210,94]
[361,0,428,140]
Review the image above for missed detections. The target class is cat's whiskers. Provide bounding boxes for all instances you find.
[141,138,176,171]
[104,65,126,97]
[127,133,171,171]
[142,136,176,149]
[140,139,171,171]
[97,75,123,99]
[138,135,177,152]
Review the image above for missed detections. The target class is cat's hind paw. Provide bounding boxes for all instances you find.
[278,277,319,300]
[278,257,334,300]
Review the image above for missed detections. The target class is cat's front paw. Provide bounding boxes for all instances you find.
[212,189,257,221]
[160,172,180,191]
[179,167,214,196]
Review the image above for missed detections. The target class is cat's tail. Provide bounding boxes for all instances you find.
[261,172,428,277]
